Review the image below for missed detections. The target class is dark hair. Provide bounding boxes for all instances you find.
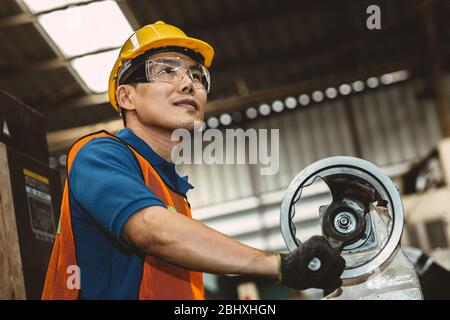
[120,107,127,127]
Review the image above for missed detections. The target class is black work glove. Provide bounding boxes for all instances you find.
[277,236,346,291]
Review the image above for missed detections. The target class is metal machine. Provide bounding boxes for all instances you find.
[0,90,61,299]
[280,156,422,299]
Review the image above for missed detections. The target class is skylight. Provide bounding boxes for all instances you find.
[71,49,119,93]
[37,0,132,57]
[22,0,91,13]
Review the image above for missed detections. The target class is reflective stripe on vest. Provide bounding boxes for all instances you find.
[41,131,205,300]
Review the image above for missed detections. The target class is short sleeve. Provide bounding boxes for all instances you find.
[68,137,166,246]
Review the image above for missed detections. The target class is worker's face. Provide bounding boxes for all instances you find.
[123,52,208,132]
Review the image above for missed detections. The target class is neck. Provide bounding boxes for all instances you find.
[127,123,177,163]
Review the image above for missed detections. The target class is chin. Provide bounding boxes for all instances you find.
[161,119,194,132]
[177,120,197,132]
[177,115,203,131]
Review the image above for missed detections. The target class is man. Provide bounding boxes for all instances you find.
[42,21,345,300]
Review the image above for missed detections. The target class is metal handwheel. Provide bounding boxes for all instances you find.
[280,156,404,280]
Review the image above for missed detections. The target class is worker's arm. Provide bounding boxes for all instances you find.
[122,205,279,279]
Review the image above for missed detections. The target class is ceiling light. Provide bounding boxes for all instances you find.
[285,97,297,109]
[352,80,365,92]
[207,117,219,128]
[299,94,310,106]
[325,87,338,99]
[38,0,132,57]
[71,49,119,93]
[312,90,324,102]
[380,70,410,85]
[367,77,379,88]
[259,104,271,116]
[272,100,284,113]
[246,108,258,119]
[219,114,232,126]
[338,84,352,95]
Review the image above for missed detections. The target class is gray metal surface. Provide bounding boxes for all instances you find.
[280,156,404,279]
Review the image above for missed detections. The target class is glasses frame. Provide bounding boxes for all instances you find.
[121,56,211,93]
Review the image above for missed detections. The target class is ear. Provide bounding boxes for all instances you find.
[116,84,137,112]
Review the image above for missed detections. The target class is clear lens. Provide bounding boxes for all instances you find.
[145,57,210,92]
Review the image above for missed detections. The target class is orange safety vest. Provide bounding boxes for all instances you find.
[41,131,205,300]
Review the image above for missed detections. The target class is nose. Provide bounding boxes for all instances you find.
[178,71,195,95]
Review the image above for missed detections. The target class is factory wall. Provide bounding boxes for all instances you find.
[177,77,442,251]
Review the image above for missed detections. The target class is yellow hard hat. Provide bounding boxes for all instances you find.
[108,21,214,112]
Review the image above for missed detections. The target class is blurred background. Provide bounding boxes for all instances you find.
[1,0,450,299]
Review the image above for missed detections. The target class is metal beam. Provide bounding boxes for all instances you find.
[0,46,121,79]
[36,82,85,112]
[0,57,66,72]
[211,0,428,74]
[61,93,109,109]
[0,12,33,28]
[162,0,319,37]
[47,119,123,152]
[116,0,141,30]
[36,0,103,15]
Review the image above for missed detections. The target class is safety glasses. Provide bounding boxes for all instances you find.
[120,56,210,93]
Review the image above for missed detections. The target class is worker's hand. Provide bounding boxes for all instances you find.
[277,236,346,290]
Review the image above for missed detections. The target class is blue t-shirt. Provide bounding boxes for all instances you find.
[68,128,193,299]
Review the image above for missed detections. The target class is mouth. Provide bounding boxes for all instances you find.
[173,98,198,111]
